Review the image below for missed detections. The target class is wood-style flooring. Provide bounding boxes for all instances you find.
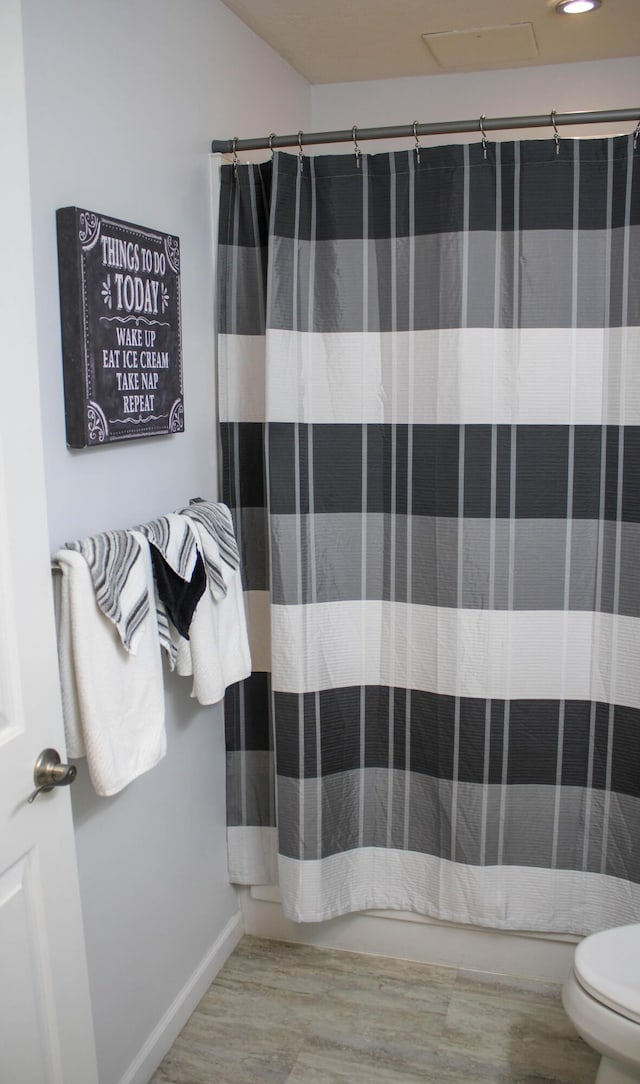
[150,935,599,1083]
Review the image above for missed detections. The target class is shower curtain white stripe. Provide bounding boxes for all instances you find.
[601,136,636,873]
[277,850,640,931]
[451,143,471,863]
[270,603,640,706]
[358,156,370,853]
[402,149,416,854]
[219,328,639,425]
[552,143,581,870]
[584,141,615,874]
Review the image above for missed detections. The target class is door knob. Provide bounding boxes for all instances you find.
[28,748,77,803]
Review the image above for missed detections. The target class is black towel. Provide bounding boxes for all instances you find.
[149,546,206,640]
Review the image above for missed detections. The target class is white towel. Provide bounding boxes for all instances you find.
[53,562,85,759]
[54,533,166,796]
[172,527,251,705]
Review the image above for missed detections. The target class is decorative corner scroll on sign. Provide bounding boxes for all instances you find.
[56,207,184,448]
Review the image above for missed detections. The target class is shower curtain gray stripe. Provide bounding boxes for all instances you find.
[218,136,640,933]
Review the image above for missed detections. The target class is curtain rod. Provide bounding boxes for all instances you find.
[211,107,640,155]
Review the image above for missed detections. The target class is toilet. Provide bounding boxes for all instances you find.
[562,923,640,1084]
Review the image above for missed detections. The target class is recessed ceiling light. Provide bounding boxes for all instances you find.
[556,0,601,13]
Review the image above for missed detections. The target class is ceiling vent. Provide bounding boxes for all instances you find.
[423,22,539,71]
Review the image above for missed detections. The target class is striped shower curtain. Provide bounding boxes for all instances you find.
[217,135,640,934]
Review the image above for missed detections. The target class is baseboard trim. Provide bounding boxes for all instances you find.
[118,909,244,1084]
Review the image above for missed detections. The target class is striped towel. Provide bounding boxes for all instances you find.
[136,512,201,656]
[136,513,198,580]
[155,596,178,669]
[180,499,240,598]
[64,530,148,654]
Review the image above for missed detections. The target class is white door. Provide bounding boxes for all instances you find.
[0,3,99,1082]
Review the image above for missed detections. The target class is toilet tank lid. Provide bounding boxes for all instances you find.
[574,923,640,1025]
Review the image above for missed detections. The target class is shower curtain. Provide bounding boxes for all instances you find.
[217,135,640,935]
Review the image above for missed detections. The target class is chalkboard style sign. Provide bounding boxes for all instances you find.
[56,207,184,447]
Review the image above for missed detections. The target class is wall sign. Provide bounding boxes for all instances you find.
[56,207,184,447]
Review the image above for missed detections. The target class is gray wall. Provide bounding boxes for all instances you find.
[20,2,310,1081]
[311,56,640,146]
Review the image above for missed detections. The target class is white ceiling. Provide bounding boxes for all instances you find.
[218,0,640,84]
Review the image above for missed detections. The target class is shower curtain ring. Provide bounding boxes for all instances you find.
[479,114,488,160]
[297,130,304,167]
[352,124,361,168]
[413,120,421,162]
[269,132,276,159]
[232,136,239,177]
[551,110,560,155]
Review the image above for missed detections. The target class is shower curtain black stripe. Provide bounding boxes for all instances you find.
[217,136,640,933]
